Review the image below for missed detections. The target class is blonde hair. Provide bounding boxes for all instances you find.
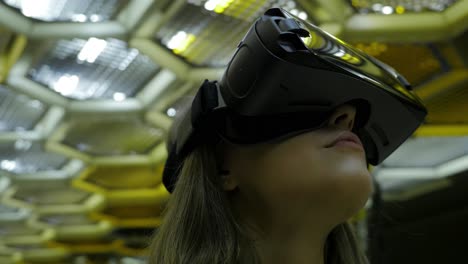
[148,104,369,264]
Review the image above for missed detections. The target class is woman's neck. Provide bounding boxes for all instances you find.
[250,217,331,264]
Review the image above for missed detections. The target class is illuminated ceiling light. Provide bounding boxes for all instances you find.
[298,11,308,20]
[203,0,234,13]
[71,14,87,23]
[204,0,217,11]
[89,14,102,22]
[113,92,126,102]
[28,38,159,100]
[14,139,32,151]
[52,74,80,96]
[167,31,187,49]
[334,49,346,57]
[166,31,196,54]
[2,0,125,22]
[20,0,54,19]
[77,38,108,63]
[290,8,299,16]
[162,95,194,119]
[166,108,177,117]
[381,5,394,14]
[1,160,17,171]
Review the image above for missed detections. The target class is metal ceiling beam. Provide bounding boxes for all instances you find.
[30,22,126,39]
[130,38,189,80]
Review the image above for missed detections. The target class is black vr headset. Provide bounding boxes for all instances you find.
[162,8,427,193]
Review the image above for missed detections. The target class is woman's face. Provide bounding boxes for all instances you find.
[221,104,373,227]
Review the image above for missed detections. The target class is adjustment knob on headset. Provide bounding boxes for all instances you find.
[278,18,310,38]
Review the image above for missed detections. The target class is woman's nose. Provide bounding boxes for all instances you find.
[326,104,357,131]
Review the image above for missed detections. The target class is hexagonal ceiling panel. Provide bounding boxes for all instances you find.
[82,165,163,189]
[0,141,67,174]
[155,0,310,66]
[27,38,159,101]
[59,117,164,156]
[0,85,47,132]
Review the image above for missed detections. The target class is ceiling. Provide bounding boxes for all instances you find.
[0,0,467,263]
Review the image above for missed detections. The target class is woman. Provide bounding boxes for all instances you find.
[149,104,372,264]
[148,8,426,264]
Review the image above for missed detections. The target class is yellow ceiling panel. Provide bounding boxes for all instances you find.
[73,165,169,207]
[415,124,468,136]
[0,220,43,237]
[29,213,112,241]
[439,41,466,69]
[414,70,468,101]
[3,187,105,215]
[0,226,55,246]
[423,81,468,124]
[90,204,164,228]
[0,245,69,264]
[48,221,112,242]
[47,240,121,255]
[0,246,23,264]
[12,245,69,264]
[80,164,164,190]
[102,205,164,219]
[47,239,147,257]
[353,42,443,85]
[13,188,90,206]
[352,40,468,130]
[73,182,169,207]
[61,117,164,156]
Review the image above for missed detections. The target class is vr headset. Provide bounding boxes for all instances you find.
[162,8,427,193]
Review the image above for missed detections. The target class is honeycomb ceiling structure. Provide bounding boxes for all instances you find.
[0,0,468,263]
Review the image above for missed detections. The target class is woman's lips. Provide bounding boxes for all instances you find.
[326,131,364,151]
